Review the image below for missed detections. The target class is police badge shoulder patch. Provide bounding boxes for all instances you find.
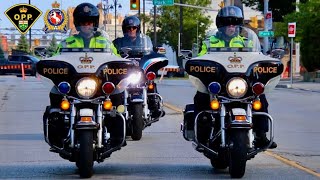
[43,1,68,34]
[4,4,42,35]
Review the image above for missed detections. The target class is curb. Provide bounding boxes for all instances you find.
[276,84,292,88]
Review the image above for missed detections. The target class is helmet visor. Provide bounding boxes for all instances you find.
[218,17,243,27]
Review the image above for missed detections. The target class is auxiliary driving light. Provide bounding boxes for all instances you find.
[58,82,71,94]
[61,99,70,110]
[103,100,113,110]
[252,100,262,110]
[117,105,125,113]
[210,99,220,110]
[208,82,221,94]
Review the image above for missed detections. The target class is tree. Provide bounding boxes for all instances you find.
[0,45,5,61]
[47,35,58,57]
[147,0,212,54]
[283,0,320,72]
[242,0,307,22]
[16,34,29,53]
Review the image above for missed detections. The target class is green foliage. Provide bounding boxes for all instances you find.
[148,0,212,53]
[16,34,29,53]
[242,0,307,22]
[275,0,320,71]
[0,45,5,60]
[47,35,58,57]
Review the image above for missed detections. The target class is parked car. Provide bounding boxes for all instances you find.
[0,54,39,76]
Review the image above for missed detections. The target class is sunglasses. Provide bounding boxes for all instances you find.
[126,26,137,31]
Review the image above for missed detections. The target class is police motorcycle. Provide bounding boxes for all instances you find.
[37,27,144,178]
[181,26,283,178]
[119,34,168,140]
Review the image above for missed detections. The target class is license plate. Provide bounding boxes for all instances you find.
[80,109,93,116]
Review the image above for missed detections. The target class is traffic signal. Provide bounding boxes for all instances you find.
[130,0,140,11]
[34,39,40,46]
[249,16,258,29]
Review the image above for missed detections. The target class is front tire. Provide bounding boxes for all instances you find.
[229,130,248,178]
[131,103,144,140]
[77,130,94,178]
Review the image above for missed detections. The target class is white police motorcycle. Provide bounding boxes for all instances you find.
[181,25,284,178]
[37,27,143,178]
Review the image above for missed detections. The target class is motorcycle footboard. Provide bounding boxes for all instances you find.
[181,110,195,141]
[248,112,274,157]
[100,112,126,160]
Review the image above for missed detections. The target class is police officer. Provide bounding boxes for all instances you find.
[46,3,123,147]
[198,6,251,56]
[113,15,164,118]
[195,6,277,149]
[56,2,118,53]
[112,15,153,53]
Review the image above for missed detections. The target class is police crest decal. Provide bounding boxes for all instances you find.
[5,4,42,34]
[43,1,68,33]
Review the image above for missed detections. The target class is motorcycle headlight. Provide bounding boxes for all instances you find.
[76,77,97,98]
[128,72,142,85]
[226,77,248,98]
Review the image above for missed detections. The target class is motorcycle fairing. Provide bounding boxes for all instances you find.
[37,60,143,97]
[185,58,283,94]
[142,57,168,73]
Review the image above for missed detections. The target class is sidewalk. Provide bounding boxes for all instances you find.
[276,79,320,92]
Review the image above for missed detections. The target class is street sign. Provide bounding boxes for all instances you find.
[288,22,296,37]
[153,0,174,6]
[258,31,274,37]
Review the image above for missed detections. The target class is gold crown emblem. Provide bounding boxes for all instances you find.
[52,1,60,8]
[79,53,93,64]
[228,53,242,63]
[19,6,28,13]
[229,57,242,63]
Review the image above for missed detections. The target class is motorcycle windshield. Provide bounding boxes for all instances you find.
[118,34,154,56]
[205,25,261,52]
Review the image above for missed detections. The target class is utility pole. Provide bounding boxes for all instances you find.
[114,0,117,39]
[143,0,145,34]
[179,0,183,55]
[263,0,269,54]
[29,0,32,51]
[295,0,300,77]
[138,0,141,17]
[153,5,157,46]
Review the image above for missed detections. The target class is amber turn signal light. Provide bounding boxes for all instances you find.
[148,83,154,90]
[210,99,220,110]
[103,100,113,110]
[252,100,262,110]
[80,117,92,122]
[61,100,70,110]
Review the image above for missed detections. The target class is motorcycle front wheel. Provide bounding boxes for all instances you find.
[229,130,248,178]
[131,103,144,140]
[77,130,94,178]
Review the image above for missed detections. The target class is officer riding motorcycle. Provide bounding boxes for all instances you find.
[181,6,283,178]
[113,16,168,140]
[39,3,140,178]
